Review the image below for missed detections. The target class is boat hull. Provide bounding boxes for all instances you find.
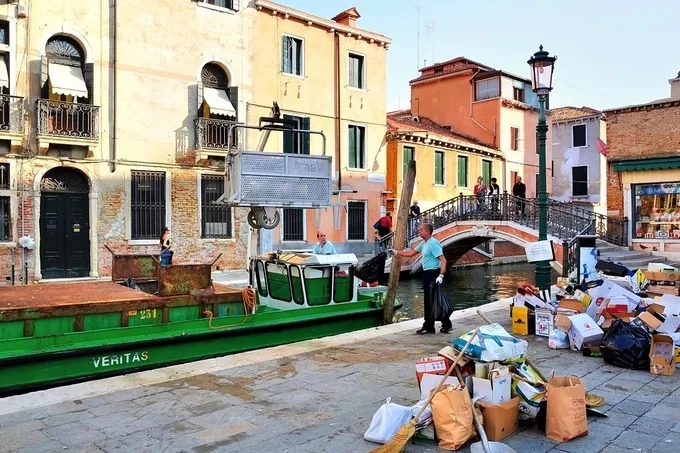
[0,284,391,396]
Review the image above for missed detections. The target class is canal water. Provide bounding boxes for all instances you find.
[394,262,560,320]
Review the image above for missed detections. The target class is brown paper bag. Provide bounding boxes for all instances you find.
[431,384,474,450]
[546,375,588,442]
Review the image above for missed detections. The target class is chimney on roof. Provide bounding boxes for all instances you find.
[670,71,680,100]
[331,7,360,27]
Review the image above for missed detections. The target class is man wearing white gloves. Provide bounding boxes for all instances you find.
[388,223,452,334]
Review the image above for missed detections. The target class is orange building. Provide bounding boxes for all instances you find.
[408,57,553,197]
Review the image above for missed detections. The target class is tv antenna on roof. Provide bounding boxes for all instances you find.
[425,20,435,63]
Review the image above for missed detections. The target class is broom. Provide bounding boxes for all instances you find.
[369,328,479,453]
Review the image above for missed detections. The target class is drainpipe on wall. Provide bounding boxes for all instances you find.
[334,31,342,191]
[109,0,117,173]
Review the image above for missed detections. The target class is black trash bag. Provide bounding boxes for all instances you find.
[355,252,387,284]
[600,317,652,370]
[431,283,454,320]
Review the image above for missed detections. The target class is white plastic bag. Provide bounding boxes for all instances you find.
[364,397,413,444]
[548,328,570,349]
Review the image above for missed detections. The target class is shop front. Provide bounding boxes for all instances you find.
[633,182,680,240]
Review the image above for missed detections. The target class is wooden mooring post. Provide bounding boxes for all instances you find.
[382,160,416,324]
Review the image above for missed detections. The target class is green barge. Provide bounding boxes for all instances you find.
[0,251,395,396]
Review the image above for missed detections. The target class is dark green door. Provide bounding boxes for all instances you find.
[40,168,90,279]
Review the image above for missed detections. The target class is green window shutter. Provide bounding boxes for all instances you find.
[402,146,414,178]
[457,156,468,187]
[435,152,444,185]
[357,56,364,89]
[482,160,491,185]
[348,55,356,87]
[301,117,310,154]
[283,114,294,154]
[348,126,356,168]
[358,126,365,168]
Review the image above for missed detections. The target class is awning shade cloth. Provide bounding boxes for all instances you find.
[613,157,680,172]
[203,87,236,117]
[0,60,8,89]
[49,63,88,98]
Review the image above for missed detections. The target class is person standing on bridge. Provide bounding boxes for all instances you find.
[474,176,487,212]
[489,177,500,212]
[513,175,527,217]
[388,223,452,335]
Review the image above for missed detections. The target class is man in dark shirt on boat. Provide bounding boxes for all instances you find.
[389,223,452,334]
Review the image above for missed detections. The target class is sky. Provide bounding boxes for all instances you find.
[278,0,680,113]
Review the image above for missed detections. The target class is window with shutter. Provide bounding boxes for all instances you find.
[348,125,365,169]
[348,53,365,89]
[572,124,587,147]
[282,35,303,76]
[434,151,445,185]
[402,146,414,179]
[457,156,468,187]
[510,127,519,151]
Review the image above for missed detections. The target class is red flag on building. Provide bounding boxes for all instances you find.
[596,138,608,156]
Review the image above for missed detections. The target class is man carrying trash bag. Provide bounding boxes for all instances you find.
[390,223,453,334]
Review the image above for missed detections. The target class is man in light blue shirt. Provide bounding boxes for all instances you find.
[312,231,337,255]
[391,223,452,334]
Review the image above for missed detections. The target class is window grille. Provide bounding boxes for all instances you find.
[131,171,166,240]
[347,201,365,240]
[201,175,232,238]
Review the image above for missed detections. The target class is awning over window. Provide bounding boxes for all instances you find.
[0,59,8,89]
[203,87,236,117]
[48,63,88,98]
[613,157,680,172]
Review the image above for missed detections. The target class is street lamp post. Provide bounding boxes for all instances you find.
[528,45,557,291]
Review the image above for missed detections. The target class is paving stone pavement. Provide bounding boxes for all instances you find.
[2,304,680,453]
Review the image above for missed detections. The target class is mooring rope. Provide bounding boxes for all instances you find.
[203,286,257,329]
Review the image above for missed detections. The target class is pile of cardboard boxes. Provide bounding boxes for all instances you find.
[511,262,680,377]
[414,347,519,443]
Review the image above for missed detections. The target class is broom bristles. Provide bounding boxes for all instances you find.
[368,419,417,453]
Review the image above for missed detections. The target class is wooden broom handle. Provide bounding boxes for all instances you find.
[412,328,479,422]
[476,309,549,382]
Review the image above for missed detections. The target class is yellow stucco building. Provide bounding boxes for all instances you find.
[386,111,505,214]
[252,1,391,254]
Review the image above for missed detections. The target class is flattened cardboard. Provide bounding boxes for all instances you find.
[477,397,520,442]
[559,299,584,314]
[650,334,675,376]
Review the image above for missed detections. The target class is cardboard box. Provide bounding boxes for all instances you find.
[472,365,511,405]
[674,346,680,368]
[419,373,460,400]
[535,308,554,337]
[415,357,449,384]
[638,311,664,332]
[558,299,584,314]
[650,334,675,376]
[477,397,520,442]
[568,313,604,350]
[512,306,534,336]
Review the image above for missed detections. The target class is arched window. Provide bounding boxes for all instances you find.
[41,35,91,102]
[197,63,237,120]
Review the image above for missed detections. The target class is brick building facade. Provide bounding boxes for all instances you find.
[604,72,680,254]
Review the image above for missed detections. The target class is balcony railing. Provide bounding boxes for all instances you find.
[37,99,100,140]
[194,117,242,151]
[0,95,24,133]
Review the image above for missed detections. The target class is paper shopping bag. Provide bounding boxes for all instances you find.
[431,385,474,450]
[546,375,588,442]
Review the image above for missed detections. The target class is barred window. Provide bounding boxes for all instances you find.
[347,201,366,240]
[201,174,231,238]
[131,171,166,240]
[0,196,9,241]
[283,208,304,241]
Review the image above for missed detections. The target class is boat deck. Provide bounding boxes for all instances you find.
[0,281,243,311]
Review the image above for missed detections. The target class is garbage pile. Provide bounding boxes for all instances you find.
[364,316,601,452]
[512,260,680,375]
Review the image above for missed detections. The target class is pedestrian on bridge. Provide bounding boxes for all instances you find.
[409,200,421,237]
[474,176,487,211]
[489,177,500,212]
[513,175,527,217]
[389,223,452,335]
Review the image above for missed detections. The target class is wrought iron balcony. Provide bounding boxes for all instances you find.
[0,95,24,134]
[194,117,242,151]
[36,99,100,140]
